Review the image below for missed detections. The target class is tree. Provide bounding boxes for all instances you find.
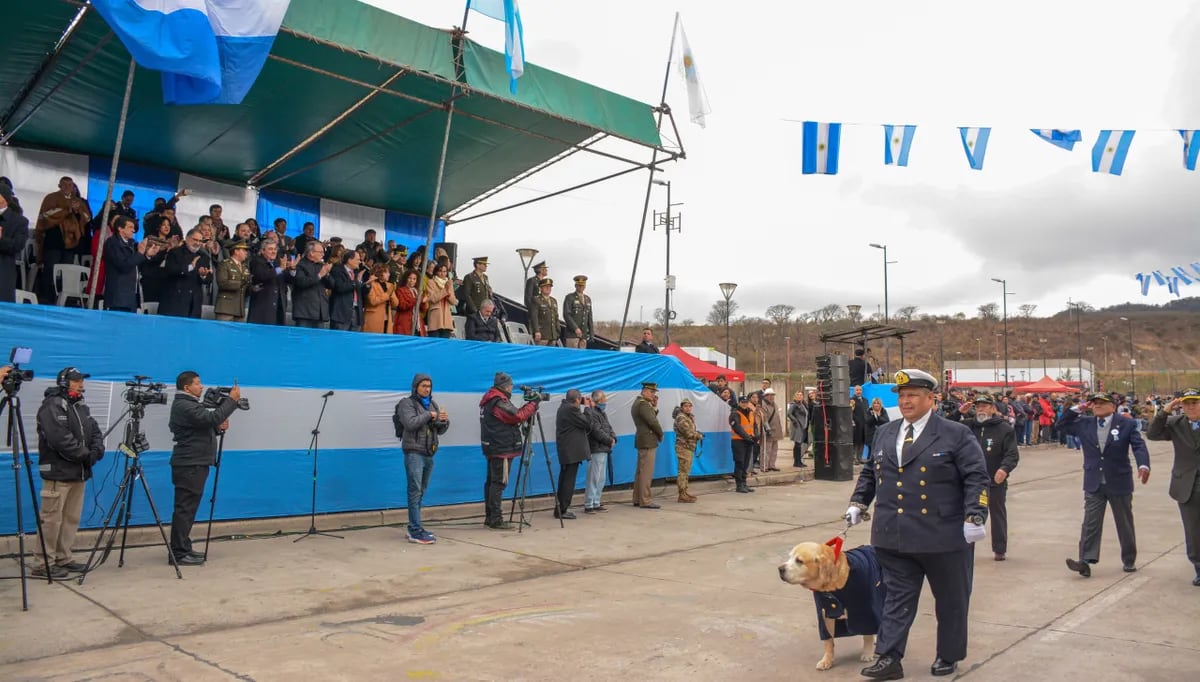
[1068,301,1095,313]
[1018,303,1038,318]
[652,308,669,326]
[953,312,967,320]
[896,305,919,321]
[810,303,845,324]
[706,299,740,326]
[977,302,999,321]
[765,304,796,327]
[678,318,695,327]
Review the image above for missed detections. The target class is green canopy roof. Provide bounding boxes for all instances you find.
[0,0,664,217]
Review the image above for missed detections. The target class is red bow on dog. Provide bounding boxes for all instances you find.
[825,536,844,562]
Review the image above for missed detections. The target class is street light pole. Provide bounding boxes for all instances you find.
[720,282,738,370]
[975,337,982,361]
[869,243,894,375]
[936,320,945,378]
[991,278,1010,392]
[651,179,681,345]
[1039,337,1048,376]
[1101,335,1109,373]
[1119,316,1135,396]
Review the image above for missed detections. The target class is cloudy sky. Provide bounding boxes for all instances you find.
[374,0,1200,328]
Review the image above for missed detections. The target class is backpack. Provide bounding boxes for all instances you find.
[393,399,406,440]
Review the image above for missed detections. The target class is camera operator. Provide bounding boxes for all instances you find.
[33,367,104,577]
[167,371,240,566]
[394,373,449,545]
[478,372,540,530]
[553,389,593,519]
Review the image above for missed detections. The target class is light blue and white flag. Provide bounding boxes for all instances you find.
[676,17,710,128]
[91,0,291,105]
[1168,277,1180,297]
[883,124,917,166]
[1153,271,1168,286]
[1180,130,1200,171]
[1136,273,1151,296]
[1171,266,1193,285]
[1031,128,1082,151]
[802,122,841,175]
[1192,262,1200,278]
[958,127,991,170]
[1092,130,1135,175]
[469,0,525,93]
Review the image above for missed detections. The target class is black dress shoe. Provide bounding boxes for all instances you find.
[553,510,576,520]
[1122,564,1137,573]
[1193,575,1200,587]
[173,554,205,566]
[931,658,958,676]
[860,654,903,680]
[1066,558,1091,577]
[641,503,661,509]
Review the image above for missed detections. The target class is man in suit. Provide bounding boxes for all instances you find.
[1057,392,1151,577]
[849,347,872,386]
[0,183,30,303]
[1146,389,1200,586]
[846,369,990,679]
[329,249,367,331]
[247,240,290,325]
[159,228,213,318]
[290,241,333,328]
[103,216,159,312]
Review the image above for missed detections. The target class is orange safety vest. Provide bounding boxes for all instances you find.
[731,409,756,441]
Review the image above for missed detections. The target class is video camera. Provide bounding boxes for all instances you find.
[519,385,551,403]
[124,376,168,406]
[2,346,34,394]
[203,386,250,411]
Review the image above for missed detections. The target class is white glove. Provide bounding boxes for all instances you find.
[845,506,862,525]
[963,521,986,544]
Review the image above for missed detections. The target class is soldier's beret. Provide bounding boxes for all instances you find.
[892,369,938,392]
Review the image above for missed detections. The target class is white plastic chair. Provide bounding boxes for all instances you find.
[53,264,91,307]
[201,305,216,320]
[506,321,534,345]
[18,240,36,292]
[451,315,466,340]
[14,289,36,305]
[139,302,159,315]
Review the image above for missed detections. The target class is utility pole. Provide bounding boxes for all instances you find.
[652,180,682,345]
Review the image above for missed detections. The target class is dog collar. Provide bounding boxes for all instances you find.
[825,536,844,562]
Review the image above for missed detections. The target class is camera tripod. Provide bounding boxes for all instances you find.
[507,410,563,532]
[0,387,55,610]
[79,403,181,584]
[202,430,227,559]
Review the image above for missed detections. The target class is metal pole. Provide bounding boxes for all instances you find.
[1075,306,1084,391]
[618,13,680,346]
[1127,318,1135,396]
[89,58,136,309]
[882,246,890,376]
[1001,281,1009,392]
[663,181,671,345]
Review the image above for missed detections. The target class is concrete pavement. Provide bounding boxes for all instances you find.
[1,441,1197,681]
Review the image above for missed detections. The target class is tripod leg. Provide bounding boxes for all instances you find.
[204,436,225,560]
[117,469,137,568]
[77,467,135,585]
[137,470,183,579]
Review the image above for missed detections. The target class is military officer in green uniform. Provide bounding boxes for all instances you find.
[525,260,547,311]
[562,275,594,349]
[214,240,251,322]
[460,256,493,316]
[529,278,560,346]
[386,246,408,285]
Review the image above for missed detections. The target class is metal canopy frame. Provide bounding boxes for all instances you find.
[819,323,918,368]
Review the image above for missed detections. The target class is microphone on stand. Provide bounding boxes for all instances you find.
[321,390,334,398]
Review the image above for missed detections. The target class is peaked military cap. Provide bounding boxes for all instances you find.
[532,261,547,269]
[228,240,249,251]
[1087,392,1114,404]
[972,394,995,405]
[538,278,553,287]
[892,369,938,392]
[473,256,488,264]
[641,381,658,392]
[573,275,588,284]
[1181,389,1200,401]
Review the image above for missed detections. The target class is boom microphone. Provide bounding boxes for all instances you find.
[321,390,334,398]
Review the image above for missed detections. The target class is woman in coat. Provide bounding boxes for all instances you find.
[864,397,891,461]
[139,216,175,303]
[362,263,397,333]
[392,270,425,335]
[424,262,458,338]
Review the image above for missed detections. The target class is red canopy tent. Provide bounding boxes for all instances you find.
[660,344,745,382]
[1015,376,1077,393]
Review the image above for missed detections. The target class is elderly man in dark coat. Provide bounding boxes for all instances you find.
[553,389,593,519]
[0,183,30,303]
[290,240,333,328]
[247,240,290,325]
[159,228,213,318]
[466,299,504,342]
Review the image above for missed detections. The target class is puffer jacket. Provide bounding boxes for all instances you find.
[36,387,104,481]
[395,373,449,455]
[479,386,539,458]
[586,405,617,453]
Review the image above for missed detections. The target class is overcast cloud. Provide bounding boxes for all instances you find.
[373,0,1200,327]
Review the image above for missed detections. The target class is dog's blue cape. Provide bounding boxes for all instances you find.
[813,545,885,640]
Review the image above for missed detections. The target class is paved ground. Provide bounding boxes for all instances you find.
[1,441,1197,681]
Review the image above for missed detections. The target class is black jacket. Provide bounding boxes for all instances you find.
[555,399,593,465]
[479,387,539,458]
[864,408,890,452]
[634,341,659,354]
[168,392,239,467]
[159,246,211,318]
[329,265,366,326]
[247,254,288,325]
[139,249,168,303]
[966,414,1020,479]
[36,387,104,481]
[395,373,449,455]
[291,258,332,322]
[848,357,870,386]
[102,235,146,310]
[587,406,617,454]
[466,312,504,342]
[0,206,29,303]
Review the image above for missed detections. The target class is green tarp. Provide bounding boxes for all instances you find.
[0,0,662,217]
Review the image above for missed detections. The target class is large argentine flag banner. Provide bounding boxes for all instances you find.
[802,122,842,175]
[883,125,916,166]
[1092,130,1135,175]
[91,0,291,105]
[958,127,991,170]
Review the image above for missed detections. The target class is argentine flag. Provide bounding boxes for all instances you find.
[469,0,525,94]
[1031,129,1082,151]
[1192,262,1200,278]
[883,125,916,166]
[1136,273,1150,297]
[91,0,291,105]
[802,122,841,175]
[1092,130,1135,175]
[958,127,991,170]
[1180,130,1200,171]
[1171,267,1194,285]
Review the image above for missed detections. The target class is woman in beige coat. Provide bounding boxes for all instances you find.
[424,262,458,338]
[362,263,398,333]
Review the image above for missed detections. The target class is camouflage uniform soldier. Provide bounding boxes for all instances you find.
[460,256,492,316]
[529,278,560,346]
[562,275,594,349]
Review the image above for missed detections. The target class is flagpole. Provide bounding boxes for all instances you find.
[617,12,681,347]
[90,58,136,309]
[413,6,473,333]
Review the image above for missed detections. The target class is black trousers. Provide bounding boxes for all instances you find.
[170,465,209,558]
[484,457,509,524]
[875,546,975,662]
[1079,488,1137,567]
[792,440,805,466]
[731,440,751,484]
[295,318,326,329]
[556,461,581,513]
[989,482,1008,555]
[1180,477,1200,576]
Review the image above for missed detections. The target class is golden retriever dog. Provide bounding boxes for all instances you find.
[778,541,884,671]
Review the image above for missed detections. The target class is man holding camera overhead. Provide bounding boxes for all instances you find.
[168,371,241,566]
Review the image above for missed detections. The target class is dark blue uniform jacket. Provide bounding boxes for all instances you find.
[813,545,885,640]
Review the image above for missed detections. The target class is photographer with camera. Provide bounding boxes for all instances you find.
[479,372,541,530]
[393,373,449,545]
[32,367,104,577]
[167,371,240,565]
[553,389,593,519]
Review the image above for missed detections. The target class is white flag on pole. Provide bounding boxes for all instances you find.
[676,18,710,128]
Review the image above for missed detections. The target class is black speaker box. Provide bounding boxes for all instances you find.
[812,441,856,481]
[813,405,853,443]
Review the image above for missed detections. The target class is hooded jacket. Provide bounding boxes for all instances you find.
[479,386,539,458]
[968,413,1020,479]
[36,386,104,482]
[395,373,449,455]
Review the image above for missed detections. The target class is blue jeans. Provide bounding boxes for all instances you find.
[585,451,608,508]
[404,451,435,533]
[1023,420,1033,445]
[1066,434,1080,450]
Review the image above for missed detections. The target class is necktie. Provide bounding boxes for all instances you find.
[902,424,915,460]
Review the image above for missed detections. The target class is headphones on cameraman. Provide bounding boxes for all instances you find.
[56,367,86,400]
